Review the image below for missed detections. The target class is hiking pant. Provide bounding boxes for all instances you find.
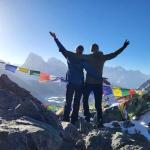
[63,83,83,123]
[83,83,103,123]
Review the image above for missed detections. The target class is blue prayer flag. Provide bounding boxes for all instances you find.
[5,64,17,73]
[103,85,113,95]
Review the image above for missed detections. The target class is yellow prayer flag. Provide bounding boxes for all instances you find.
[17,67,29,73]
[112,87,122,97]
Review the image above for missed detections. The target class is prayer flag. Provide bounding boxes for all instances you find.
[39,72,51,82]
[30,70,40,76]
[113,87,122,97]
[129,89,135,95]
[135,90,143,96]
[17,67,29,73]
[5,64,17,73]
[103,85,113,95]
[121,89,130,96]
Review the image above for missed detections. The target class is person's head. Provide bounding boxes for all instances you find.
[91,43,99,53]
[75,45,84,55]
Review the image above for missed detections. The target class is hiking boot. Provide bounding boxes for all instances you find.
[71,119,77,125]
[71,120,78,127]
[85,117,91,122]
[93,123,104,129]
[96,119,104,128]
[62,117,70,122]
[97,123,104,128]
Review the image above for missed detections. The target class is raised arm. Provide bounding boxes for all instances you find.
[49,32,75,58]
[103,40,130,61]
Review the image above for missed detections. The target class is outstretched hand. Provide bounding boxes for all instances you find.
[123,40,130,48]
[49,32,56,39]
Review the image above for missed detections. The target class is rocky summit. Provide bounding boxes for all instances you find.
[0,74,150,150]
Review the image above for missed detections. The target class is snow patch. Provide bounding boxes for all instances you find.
[104,111,150,142]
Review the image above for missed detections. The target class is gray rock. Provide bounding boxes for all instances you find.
[61,121,81,143]
[75,139,86,150]
[78,117,94,135]
[122,120,135,128]
[111,132,150,150]
[0,74,150,150]
[112,121,121,128]
[0,74,62,131]
[0,117,63,150]
[103,106,123,123]
[84,129,112,150]
[84,127,150,150]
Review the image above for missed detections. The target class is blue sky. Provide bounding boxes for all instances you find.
[0,0,150,74]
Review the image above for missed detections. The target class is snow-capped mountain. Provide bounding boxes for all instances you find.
[138,79,150,93]
[0,52,150,100]
[22,52,67,76]
[103,66,150,89]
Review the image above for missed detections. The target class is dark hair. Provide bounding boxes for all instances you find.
[92,43,99,49]
[76,45,84,52]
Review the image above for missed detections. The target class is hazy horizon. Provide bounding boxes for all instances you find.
[1,51,150,77]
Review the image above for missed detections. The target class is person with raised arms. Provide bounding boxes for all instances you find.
[49,32,99,125]
[82,40,130,128]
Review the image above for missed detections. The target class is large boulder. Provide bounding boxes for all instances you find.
[78,117,94,135]
[127,94,150,118]
[0,74,31,98]
[0,74,83,150]
[61,121,82,143]
[61,122,86,150]
[111,132,150,150]
[0,117,63,150]
[84,128,112,150]
[102,106,123,123]
[84,127,150,150]
[0,74,62,131]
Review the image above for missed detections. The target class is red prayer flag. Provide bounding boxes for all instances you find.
[129,89,135,95]
[39,72,51,82]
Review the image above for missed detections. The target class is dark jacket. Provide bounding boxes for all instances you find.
[81,47,126,84]
[54,38,99,85]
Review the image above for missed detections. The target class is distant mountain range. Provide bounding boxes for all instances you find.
[0,52,150,100]
[103,66,150,89]
[138,79,150,92]
[22,52,67,76]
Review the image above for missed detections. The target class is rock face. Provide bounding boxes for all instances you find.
[127,94,150,118]
[0,74,62,130]
[85,128,150,150]
[102,106,123,123]
[62,121,82,143]
[0,74,150,150]
[0,117,63,150]
[0,74,65,150]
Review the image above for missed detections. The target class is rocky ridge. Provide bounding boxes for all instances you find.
[0,74,150,150]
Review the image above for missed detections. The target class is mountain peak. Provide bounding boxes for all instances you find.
[47,57,66,65]
[27,52,45,62]
[22,52,47,71]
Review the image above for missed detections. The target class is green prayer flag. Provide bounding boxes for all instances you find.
[30,70,40,76]
[121,88,130,96]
